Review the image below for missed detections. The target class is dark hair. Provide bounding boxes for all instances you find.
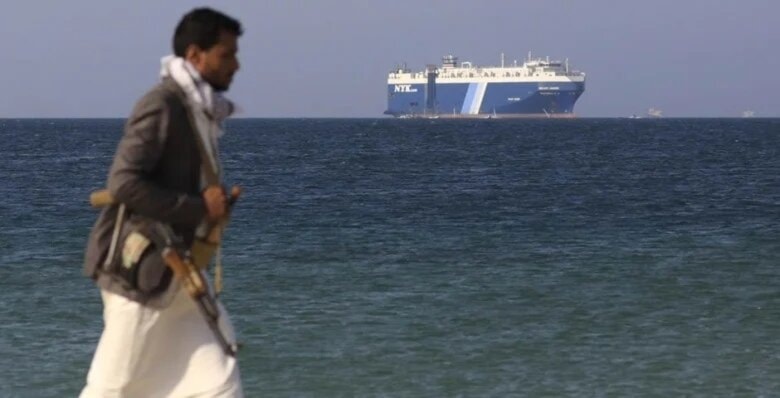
[173,8,243,56]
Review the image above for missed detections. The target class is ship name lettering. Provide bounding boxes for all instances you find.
[394,84,418,93]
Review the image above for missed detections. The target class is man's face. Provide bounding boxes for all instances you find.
[188,31,240,92]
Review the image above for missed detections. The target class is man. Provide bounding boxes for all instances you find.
[81,8,243,397]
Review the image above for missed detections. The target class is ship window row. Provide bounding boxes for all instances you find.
[435,72,557,78]
[390,71,582,80]
[433,72,562,78]
[392,73,580,79]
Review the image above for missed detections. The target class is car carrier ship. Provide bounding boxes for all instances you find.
[385,53,585,118]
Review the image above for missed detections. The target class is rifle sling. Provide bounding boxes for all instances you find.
[177,90,220,187]
[178,89,228,292]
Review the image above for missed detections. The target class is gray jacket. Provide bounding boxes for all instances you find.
[84,78,208,303]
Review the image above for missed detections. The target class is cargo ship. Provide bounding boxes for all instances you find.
[385,53,585,118]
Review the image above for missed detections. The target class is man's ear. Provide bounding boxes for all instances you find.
[184,44,202,65]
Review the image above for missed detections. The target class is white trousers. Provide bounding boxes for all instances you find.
[80,285,243,398]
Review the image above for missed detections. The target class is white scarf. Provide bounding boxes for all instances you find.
[159,55,236,179]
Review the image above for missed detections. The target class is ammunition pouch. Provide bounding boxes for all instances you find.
[102,213,174,296]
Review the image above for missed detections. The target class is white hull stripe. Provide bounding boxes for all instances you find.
[460,82,487,114]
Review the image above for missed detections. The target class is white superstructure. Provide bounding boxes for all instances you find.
[388,53,586,85]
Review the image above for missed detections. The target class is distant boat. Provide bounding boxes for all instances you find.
[742,110,755,118]
[647,108,663,118]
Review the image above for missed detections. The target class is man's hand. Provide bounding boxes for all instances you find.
[202,185,227,221]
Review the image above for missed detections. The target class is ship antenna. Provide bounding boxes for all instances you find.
[501,52,505,68]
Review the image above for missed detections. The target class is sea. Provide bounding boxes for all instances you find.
[0,118,778,397]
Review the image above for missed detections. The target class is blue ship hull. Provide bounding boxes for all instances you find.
[385,81,585,117]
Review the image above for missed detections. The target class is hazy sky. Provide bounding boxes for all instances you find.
[2,0,778,117]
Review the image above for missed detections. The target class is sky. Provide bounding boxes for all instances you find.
[1,0,778,118]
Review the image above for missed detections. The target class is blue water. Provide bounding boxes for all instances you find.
[1,118,779,397]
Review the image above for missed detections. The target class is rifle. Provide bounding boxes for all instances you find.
[91,187,241,356]
[155,223,238,357]
[90,186,240,270]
